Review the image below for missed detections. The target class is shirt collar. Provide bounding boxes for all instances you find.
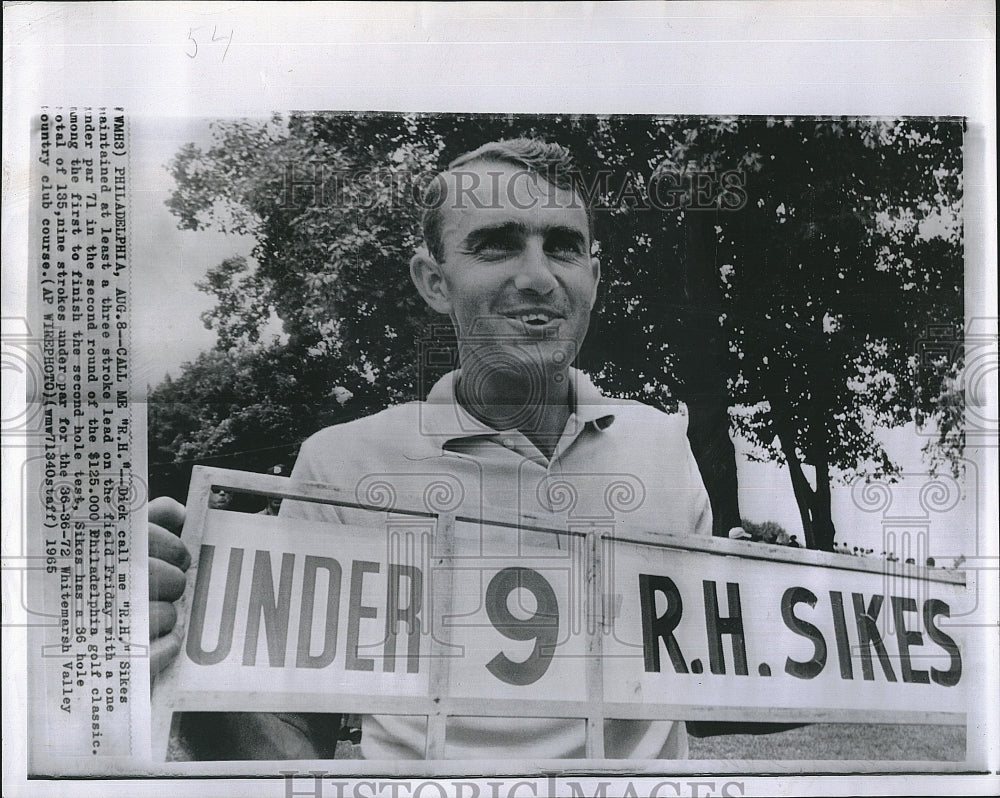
[419,369,616,453]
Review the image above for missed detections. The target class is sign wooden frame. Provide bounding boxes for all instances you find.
[151,466,970,771]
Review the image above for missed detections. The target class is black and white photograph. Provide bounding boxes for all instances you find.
[3,3,996,797]
[144,112,974,767]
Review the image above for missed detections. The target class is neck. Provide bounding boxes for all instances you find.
[455,366,573,459]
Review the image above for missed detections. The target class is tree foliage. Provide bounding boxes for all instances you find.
[152,114,964,549]
[147,337,378,500]
[657,117,965,548]
[740,518,794,546]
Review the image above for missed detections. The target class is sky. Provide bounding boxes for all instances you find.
[130,117,255,390]
[131,117,977,564]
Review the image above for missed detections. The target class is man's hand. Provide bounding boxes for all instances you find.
[148,497,190,678]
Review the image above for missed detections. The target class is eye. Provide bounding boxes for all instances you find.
[467,231,520,260]
[545,232,585,260]
[476,243,515,259]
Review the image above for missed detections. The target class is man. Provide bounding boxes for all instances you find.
[149,138,711,759]
[257,464,287,515]
[206,486,232,510]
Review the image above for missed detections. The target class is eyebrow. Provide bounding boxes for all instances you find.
[461,221,587,250]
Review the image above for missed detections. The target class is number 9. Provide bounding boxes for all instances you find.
[485,567,559,686]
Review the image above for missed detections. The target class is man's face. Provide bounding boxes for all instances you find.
[413,161,599,402]
[208,487,232,510]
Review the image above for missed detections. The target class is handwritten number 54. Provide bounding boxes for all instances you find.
[485,567,559,686]
[186,26,234,62]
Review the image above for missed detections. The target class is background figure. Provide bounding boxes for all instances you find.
[259,464,288,515]
[207,486,231,510]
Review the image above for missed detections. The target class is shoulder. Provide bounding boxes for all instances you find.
[573,371,688,439]
[603,399,690,440]
[598,399,703,487]
[290,400,436,502]
[300,402,419,448]
[295,401,429,471]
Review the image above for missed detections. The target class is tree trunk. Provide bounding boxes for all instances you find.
[811,459,837,551]
[678,210,742,537]
[773,420,817,549]
[771,406,839,552]
[687,398,743,536]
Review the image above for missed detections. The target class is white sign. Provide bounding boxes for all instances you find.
[153,469,969,757]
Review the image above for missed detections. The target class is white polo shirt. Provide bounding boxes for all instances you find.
[282,369,711,759]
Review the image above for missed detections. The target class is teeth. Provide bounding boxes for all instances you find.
[519,314,551,325]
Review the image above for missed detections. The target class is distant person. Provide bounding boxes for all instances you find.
[258,464,288,516]
[207,487,231,510]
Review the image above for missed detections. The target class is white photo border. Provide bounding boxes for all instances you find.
[3,2,996,796]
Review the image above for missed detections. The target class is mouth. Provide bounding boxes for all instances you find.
[500,309,564,330]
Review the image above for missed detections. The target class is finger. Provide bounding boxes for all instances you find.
[149,601,177,640]
[149,557,187,603]
[150,629,183,678]
[149,523,191,571]
[148,496,186,536]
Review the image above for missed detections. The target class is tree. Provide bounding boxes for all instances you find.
[156,114,964,550]
[147,336,376,501]
[583,117,963,549]
[651,118,964,550]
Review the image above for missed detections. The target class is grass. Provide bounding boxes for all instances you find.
[333,723,965,762]
[686,722,965,761]
[177,722,967,763]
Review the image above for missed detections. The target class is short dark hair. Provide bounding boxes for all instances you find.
[420,138,594,262]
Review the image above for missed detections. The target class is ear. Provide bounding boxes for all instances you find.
[588,256,601,310]
[410,248,452,315]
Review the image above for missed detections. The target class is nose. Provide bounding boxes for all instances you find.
[513,239,558,294]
